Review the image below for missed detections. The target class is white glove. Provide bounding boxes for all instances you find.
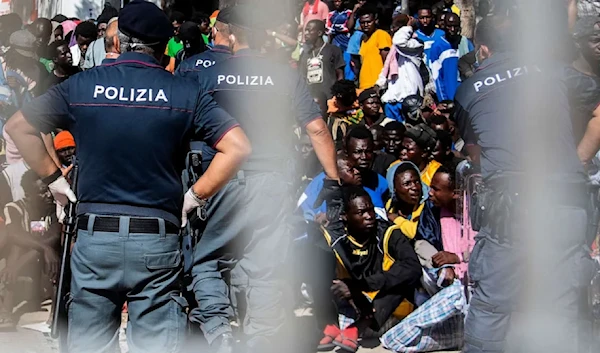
[48,176,77,223]
[181,188,207,227]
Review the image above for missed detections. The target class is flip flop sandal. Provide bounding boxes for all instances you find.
[333,335,359,352]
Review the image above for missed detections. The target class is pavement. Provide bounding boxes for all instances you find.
[0,306,460,353]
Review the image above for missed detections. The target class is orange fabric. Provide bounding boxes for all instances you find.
[326,88,363,114]
[166,57,175,73]
[210,10,219,19]
[54,131,75,150]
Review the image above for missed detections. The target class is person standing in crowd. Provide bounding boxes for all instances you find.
[28,18,53,72]
[0,13,22,54]
[455,15,594,353]
[377,15,424,123]
[69,21,96,69]
[42,40,79,90]
[433,0,461,15]
[53,130,75,168]
[299,19,345,101]
[429,13,470,101]
[357,4,392,89]
[188,5,338,353]
[191,12,212,46]
[5,1,251,352]
[174,21,207,70]
[83,4,119,69]
[299,0,330,42]
[327,0,355,53]
[102,18,120,64]
[416,6,445,66]
[165,11,186,73]
[566,16,600,148]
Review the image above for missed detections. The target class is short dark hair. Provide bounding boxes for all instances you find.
[170,11,186,24]
[417,5,433,13]
[48,40,68,59]
[191,12,210,24]
[306,19,326,33]
[342,185,371,212]
[345,125,374,148]
[331,79,357,99]
[21,169,40,190]
[435,130,453,151]
[74,21,97,39]
[429,114,448,126]
[434,161,458,188]
[384,121,406,133]
[357,4,378,18]
[475,15,512,53]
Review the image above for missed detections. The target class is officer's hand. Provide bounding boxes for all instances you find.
[181,188,207,228]
[432,251,460,267]
[331,279,352,300]
[48,176,77,223]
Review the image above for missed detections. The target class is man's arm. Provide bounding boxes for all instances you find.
[5,82,71,179]
[190,127,250,198]
[306,118,339,180]
[578,104,600,165]
[568,0,578,32]
[6,111,60,178]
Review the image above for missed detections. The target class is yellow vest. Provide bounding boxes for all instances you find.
[321,225,414,320]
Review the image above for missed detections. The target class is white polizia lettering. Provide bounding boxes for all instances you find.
[195,59,216,68]
[92,85,169,102]
[216,75,275,86]
[473,65,541,92]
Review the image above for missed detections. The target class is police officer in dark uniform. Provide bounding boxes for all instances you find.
[454,15,594,353]
[187,5,339,353]
[175,9,234,177]
[5,1,251,352]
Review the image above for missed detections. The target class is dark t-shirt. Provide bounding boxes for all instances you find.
[564,65,600,143]
[299,43,345,100]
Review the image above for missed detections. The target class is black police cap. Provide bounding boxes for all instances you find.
[217,5,267,30]
[119,0,173,43]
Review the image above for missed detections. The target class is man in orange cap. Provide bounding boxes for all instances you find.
[53,131,75,167]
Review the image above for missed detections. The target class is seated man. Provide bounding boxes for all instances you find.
[0,170,60,330]
[299,154,388,220]
[390,123,441,186]
[316,187,421,352]
[385,162,429,240]
[381,162,475,353]
[344,126,389,207]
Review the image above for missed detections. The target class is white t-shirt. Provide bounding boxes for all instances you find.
[70,45,82,67]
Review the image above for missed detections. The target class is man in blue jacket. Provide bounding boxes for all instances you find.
[429,13,473,100]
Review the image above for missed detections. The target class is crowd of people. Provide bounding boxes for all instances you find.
[0,0,598,353]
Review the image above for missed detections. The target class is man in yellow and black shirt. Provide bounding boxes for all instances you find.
[313,186,421,352]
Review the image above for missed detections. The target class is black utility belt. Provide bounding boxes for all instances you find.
[78,215,180,234]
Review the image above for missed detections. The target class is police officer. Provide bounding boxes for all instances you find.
[5,1,251,353]
[175,9,235,176]
[187,5,339,353]
[454,15,594,353]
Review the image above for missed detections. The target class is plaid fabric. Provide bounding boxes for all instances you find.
[339,313,356,330]
[578,0,600,17]
[380,281,466,353]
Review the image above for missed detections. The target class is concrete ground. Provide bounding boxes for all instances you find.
[0,306,461,353]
